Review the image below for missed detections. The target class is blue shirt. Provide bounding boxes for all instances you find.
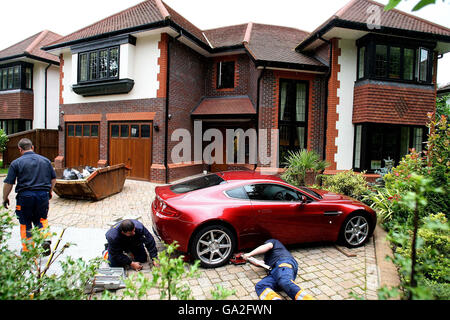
[263,239,294,268]
[4,151,56,193]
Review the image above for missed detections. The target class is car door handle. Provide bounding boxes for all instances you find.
[324,211,343,216]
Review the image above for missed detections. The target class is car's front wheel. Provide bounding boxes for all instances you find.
[339,213,371,248]
[190,224,235,268]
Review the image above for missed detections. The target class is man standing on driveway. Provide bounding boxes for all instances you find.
[3,138,56,254]
[243,238,314,300]
[105,219,158,271]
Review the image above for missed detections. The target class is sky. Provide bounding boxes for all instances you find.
[0,0,449,85]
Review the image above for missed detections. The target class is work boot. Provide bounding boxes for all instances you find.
[42,240,52,257]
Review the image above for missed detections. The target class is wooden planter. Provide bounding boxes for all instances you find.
[53,164,130,201]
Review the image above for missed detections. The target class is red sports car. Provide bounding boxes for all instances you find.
[151,171,376,268]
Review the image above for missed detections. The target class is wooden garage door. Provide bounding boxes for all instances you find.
[109,122,152,180]
[66,123,100,168]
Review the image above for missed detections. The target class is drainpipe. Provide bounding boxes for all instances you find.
[164,32,182,184]
[255,66,266,169]
[44,64,51,129]
[319,37,332,162]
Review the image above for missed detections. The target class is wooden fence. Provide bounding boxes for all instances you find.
[2,129,59,166]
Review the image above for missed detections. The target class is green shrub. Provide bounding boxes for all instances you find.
[320,170,370,201]
[281,149,329,186]
[0,129,8,153]
[0,208,102,300]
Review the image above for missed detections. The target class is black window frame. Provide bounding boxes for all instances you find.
[352,123,428,173]
[216,60,235,89]
[77,46,120,84]
[278,78,309,165]
[356,34,434,85]
[0,62,33,91]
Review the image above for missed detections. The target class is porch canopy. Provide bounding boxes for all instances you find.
[191,96,256,119]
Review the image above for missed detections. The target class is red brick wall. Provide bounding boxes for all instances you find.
[325,38,341,170]
[205,54,250,97]
[353,82,436,126]
[0,91,34,120]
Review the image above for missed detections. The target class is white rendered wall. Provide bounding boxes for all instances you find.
[32,63,60,130]
[335,39,357,170]
[62,33,161,104]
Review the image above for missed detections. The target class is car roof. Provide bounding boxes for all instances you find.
[216,170,285,183]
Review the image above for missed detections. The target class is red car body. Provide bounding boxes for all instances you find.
[151,171,376,267]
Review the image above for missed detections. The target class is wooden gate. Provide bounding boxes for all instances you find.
[109,122,152,180]
[65,123,100,168]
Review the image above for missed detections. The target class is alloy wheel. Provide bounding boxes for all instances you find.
[344,215,369,246]
[196,229,233,266]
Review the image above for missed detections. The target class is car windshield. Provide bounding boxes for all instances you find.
[170,174,225,194]
[298,186,322,199]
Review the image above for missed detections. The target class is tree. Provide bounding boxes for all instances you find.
[385,0,447,12]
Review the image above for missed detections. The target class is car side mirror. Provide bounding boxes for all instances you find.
[299,195,307,204]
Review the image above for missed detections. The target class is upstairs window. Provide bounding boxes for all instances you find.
[216,60,235,89]
[356,35,433,84]
[0,63,33,91]
[78,46,119,83]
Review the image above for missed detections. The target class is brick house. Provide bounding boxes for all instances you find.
[0,30,62,134]
[42,0,450,182]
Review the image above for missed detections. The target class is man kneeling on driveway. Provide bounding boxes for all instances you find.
[105,219,158,271]
[243,239,314,300]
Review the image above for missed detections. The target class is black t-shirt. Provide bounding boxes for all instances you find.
[4,152,56,193]
[263,239,293,268]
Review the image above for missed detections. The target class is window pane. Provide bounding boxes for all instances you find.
[375,45,388,77]
[389,47,401,79]
[83,125,90,136]
[75,125,82,136]
[2,69,6,89]
[120,125,129,137]
[8,67,13,89]
[225,187,249,200]
[244,184,300,202]
[141,125,150,137]
[109,47,119,78]
[0,69,3,90]
[418,48,428,82]
[111,125,119,137]
[131,125,139,137]
[89,52,98,80]
[294,126,305,149]
[354,125,362,168]
[400,127,410,159]
[25,121,32,131]
[79,53,88,81]
[403,48,414,81]
[279,82,289,121]
[67,125,74,137]
[295,83,306,122]
[358,46,365,79]
[99,49,108,79]
[217,61,235,88]
[91,125,98,137]
[25,67,32,89]
[413,127,423,152]
[13,66,20,88]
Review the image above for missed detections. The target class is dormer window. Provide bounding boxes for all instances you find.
[78,46,119,83]
[216,60,235,89]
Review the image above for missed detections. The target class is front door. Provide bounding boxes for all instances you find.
[109,122,152,180]
[66,122,100,167]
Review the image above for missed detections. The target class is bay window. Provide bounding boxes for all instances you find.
[356,35,434,84]
[0,62,33,91]
[78,46,119,83]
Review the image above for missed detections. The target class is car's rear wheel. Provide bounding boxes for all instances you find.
[190,224,235,268]
[339,213,371,248]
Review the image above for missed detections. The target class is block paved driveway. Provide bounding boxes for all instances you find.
[4,178,381,300]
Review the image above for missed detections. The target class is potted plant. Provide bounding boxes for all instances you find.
[281,149,329,186]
